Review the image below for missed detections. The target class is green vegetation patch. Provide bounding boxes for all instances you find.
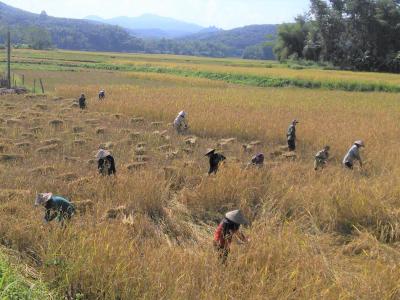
[0,252,52,299]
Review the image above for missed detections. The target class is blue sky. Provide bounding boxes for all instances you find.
[3,0,310,29]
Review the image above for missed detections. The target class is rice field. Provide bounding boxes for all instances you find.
[3,49,400,91]
[1,49,400,299]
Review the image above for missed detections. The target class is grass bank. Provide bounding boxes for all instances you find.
[5,59,400,93]
[0,251,53,299]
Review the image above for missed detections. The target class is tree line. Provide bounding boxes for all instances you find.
[0,25,276,59]
[274,0,400,72]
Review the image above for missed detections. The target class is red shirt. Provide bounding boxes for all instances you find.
[214,219,239,249]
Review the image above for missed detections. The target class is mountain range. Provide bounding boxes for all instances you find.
[85,14,209,39]
[0,1,277,59]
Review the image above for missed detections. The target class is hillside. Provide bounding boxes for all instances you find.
[86,14,204,38]
[0,1,276,59]
[182,25,277,50]
[181,25,277,58]
[0,1,143,52]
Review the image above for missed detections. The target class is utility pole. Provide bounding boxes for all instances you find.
[6,30,11,89]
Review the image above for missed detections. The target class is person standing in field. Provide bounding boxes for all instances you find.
[343,141,365,169]
[214,209,249,263]
[205,148,226,175]
[79,93,86,110]
[98,90,105,100]
[96,148,116,176]
[173,111,189,134]
[35,193,75,224]
[314,146,330,171]
[287,119,299,151]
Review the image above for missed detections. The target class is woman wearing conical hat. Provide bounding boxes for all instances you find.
[205,148,226,175]
[213,209,249,262]
[35,193,75,224]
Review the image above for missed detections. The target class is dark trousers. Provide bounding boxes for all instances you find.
[344,162,353,169]
[288,139,296,151]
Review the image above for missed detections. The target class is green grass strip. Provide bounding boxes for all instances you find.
[5,59,400,93]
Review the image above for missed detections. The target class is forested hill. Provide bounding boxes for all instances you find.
[0,1,277,59]
[180,25,277,59]
[0,1,144,52]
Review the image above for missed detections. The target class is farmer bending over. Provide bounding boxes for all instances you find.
[96,148,116,176]
[35,193,75,224]
[205,148,226,175]
[173,111,189,134]
[314,146,330,171]
[343,140,365,169]
[214,209,249,263]
[251,153,265,167]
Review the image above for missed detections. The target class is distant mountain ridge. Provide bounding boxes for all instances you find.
[0,1,277,60]
[0,1,143,52]
[85,14,205,38]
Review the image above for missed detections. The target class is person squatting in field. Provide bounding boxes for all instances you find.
[250,153,265,167]
[96,148,116,176]
[79,93,86,110]
[205,148,226,175]
[314,146,330,170]
[287,119,299,151]
[343,140,365,169]
[35,193,75,224]
[214,210,249,263]
[173,111,189,134]
[98,89,105,100]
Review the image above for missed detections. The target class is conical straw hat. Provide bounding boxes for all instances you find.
[225,209,248,225]
[96,149,111,160]
[35,193,53,206]
[205,148,215,156]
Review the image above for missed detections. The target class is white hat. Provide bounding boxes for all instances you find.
[354,140,365,147]
[205,148,215,156]
[178,111,187,118]
[35,193,53,206]
[96,149,111,160]
[225,210,248,225]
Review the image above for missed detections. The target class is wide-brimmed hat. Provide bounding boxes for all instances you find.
[225,210,248,225]
[205,148,215,156]
[96,149,111,160]
[35,193,53,206]
[178,111,187,118]
[354,140,365,147]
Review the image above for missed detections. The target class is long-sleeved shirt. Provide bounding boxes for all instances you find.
[214,218,240,249]
[79,96,86,109]
[287,125,296,141]
[44,196,75,222]
[98,155,116,175]
[173,115,188,129]
[343,145,361,165]
[209,153,226,174]
[315,150,329,162]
